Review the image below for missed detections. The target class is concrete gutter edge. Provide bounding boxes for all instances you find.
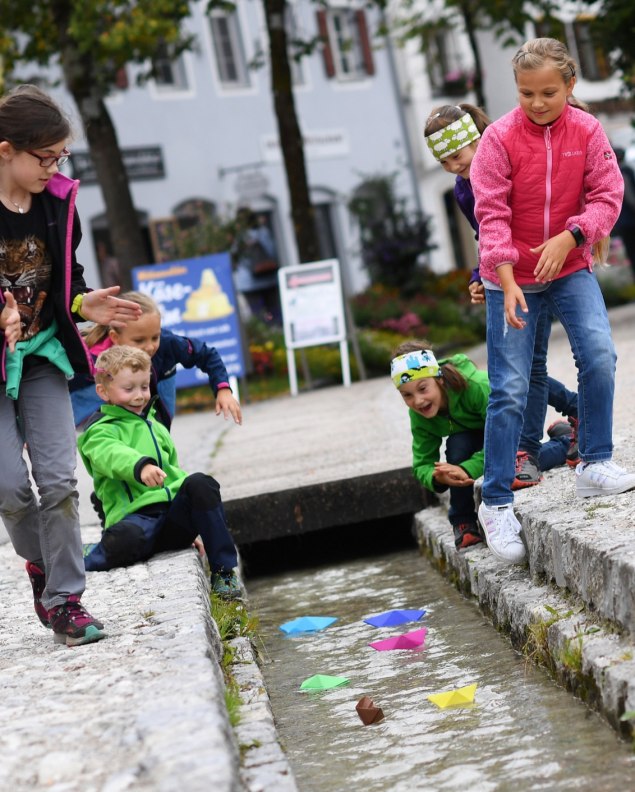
[230,635,299,791]
[414,505,635,742]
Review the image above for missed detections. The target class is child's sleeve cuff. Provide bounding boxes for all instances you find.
[71,293,87,320]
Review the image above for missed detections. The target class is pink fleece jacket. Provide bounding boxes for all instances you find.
[471,103,623,286]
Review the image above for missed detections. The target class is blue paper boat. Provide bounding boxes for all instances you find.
[363,609,426,628]
[279,616,338,634]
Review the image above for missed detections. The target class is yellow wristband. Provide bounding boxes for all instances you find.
[71,293,86,319]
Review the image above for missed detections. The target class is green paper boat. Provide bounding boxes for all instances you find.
[300,674,350,692]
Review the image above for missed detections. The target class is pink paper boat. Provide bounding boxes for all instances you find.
[368,627,427,651]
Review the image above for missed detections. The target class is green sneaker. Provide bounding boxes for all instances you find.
[211,570,242,600]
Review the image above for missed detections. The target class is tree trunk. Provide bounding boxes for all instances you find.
[53,1,150,289]
[263,0,320,264]
[73,94,150,287]
[461,1,487,112]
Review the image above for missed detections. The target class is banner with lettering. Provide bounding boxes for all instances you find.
[132,252,245,388]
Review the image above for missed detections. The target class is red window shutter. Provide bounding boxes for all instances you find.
[115,67,129,90]
[316,10,335,78]
[356,10,375,76]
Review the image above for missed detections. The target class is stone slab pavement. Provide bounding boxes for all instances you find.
[0,403,296,790]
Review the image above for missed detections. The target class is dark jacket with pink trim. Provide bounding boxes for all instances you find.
[0,172,92,380]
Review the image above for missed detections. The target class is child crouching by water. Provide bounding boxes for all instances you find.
[392,343,488,552]
[78,345,241,599]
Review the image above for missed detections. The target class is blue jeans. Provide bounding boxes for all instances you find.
[483,269,616,506]
[519,304,578,461]
[442,430,484,527]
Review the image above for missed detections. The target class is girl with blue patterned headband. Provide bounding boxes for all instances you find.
[391,340,488,551]
[391,340,575,557]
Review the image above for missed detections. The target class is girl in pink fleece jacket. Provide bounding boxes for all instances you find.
[470,37,635,565]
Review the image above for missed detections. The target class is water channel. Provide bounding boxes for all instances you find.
[245,525,635,792]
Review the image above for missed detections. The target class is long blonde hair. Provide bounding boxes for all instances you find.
[83,291,160,347]
[512,37,609,264]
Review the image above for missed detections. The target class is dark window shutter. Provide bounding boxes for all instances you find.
[115,67,129,90]
[316,10,335,78]
[356,10,374,76]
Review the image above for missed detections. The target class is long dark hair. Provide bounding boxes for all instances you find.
[0,84,72,150]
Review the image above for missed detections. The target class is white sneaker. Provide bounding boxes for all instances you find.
[575,460,635,498]
[477,503,526,564]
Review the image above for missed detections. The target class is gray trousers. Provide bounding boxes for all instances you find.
[0,359,85,609]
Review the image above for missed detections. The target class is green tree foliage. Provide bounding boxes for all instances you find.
[0,0,196,284]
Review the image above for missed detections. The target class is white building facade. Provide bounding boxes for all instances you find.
[44,0,631,291]
[50,1,423,294]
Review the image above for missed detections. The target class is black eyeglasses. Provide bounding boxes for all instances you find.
[26,148,71,168]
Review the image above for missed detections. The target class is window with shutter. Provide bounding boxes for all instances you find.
[317,7,374,81]
[210,10,250,88]
[573,18,611,81]
[153,43,189,92]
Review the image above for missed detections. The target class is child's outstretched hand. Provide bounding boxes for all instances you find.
[433,462,474,488]
[0,292,21,352]
[140,464,167,487]
[216,388,242,424]
[81,286,143,328]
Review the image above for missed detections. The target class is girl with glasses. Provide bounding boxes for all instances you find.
[0,84,142,645]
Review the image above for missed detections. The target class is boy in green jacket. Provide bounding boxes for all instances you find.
[78,345,240,598]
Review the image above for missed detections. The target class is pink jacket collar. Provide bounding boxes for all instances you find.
[520,102,570,136]
[45,172,78,201]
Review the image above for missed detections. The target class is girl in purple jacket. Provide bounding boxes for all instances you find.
[425,103,579,495]
[470,38,635,564]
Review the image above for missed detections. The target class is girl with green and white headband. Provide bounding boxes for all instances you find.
[422,104,579,516]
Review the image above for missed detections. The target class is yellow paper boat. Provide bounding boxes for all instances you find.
[427,683,477,709]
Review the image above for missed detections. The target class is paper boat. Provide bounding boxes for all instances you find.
[364,609,426,628]
[368,627,427,651]
[279,616,338,634]
[427,683,477,709]
[300,674,350,692]
[356,696,385,725]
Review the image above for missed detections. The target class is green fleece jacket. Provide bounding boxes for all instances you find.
[409,354,489,492]
[77,400,188,529]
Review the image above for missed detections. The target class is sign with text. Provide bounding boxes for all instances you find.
[278,259,350,395]
[261,129,350,163]
[71,146,165,184]
[279,259,346,348]
[132,253,244,388]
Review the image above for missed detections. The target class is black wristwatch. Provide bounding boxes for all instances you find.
[568,225,585,247]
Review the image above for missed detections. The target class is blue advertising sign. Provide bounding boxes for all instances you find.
[132,252,244,388]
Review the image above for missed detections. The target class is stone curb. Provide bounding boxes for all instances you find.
[0,543,241,791]
[230,635,299,792]
[511,446,635,635]
[414,503,635,740]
